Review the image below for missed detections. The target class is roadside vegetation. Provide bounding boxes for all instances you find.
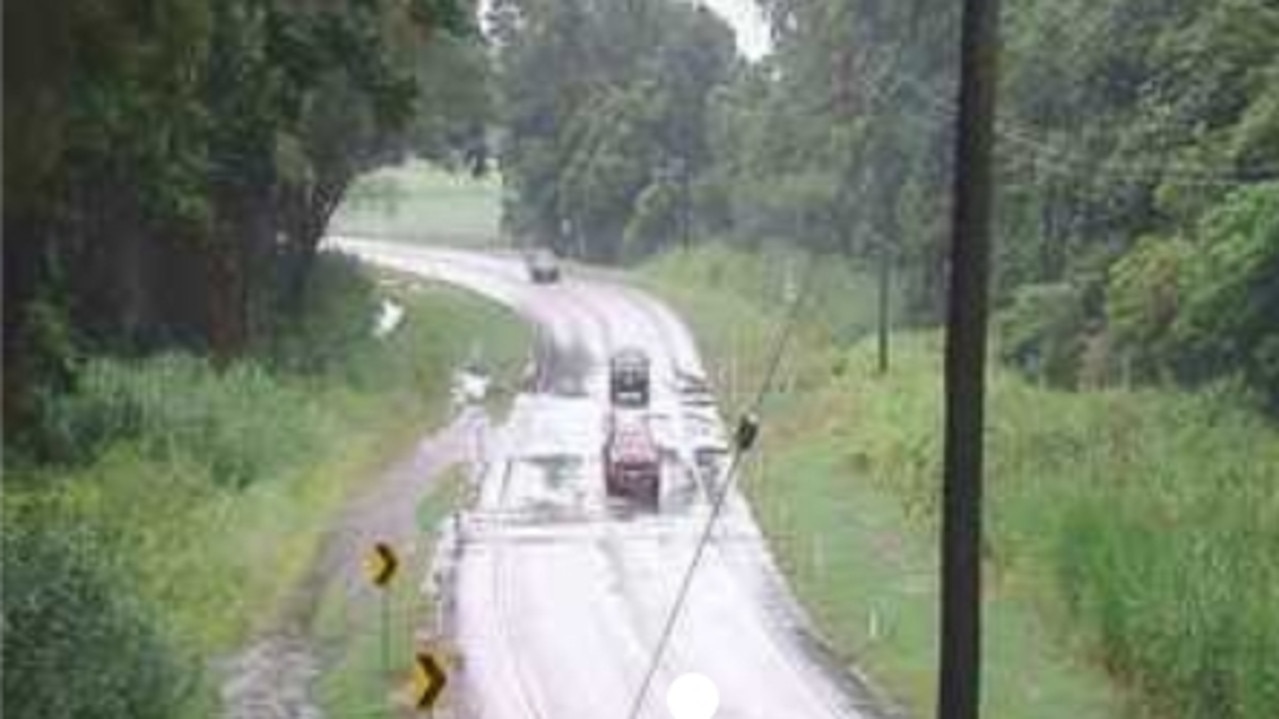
[496,0,1279,416]
[316,468,471,718]
[2,252,528,717]
[5,5,505,714]
[330,160,503,247]
[494,3,1278,713]
[7,1,1278,718]
[641,244,1279,719]
[6,0,488,393]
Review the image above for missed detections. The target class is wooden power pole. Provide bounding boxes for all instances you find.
[938,0,1001,718]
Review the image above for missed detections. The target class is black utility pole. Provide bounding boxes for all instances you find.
[938,1,1000,719]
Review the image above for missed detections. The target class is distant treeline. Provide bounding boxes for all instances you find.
[493,0,1279,410]
[3,0,489,430]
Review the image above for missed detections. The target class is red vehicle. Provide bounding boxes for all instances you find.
[603,413,661,505]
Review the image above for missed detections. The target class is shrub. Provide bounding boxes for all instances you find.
[1105,235,1194,379]
[1169,183,1279,411]
[624,181,680,259]
[1105,184,1279,411]
[35,354,328,488]
[2,513,194,719]
[264,251,381,383]
[997,282,1089,387]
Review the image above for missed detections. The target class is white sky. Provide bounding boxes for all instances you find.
[696,0,772,60]
[478,1,773,61]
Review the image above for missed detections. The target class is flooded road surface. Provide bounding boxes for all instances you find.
[334,238,886,719]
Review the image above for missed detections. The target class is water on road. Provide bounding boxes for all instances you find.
[336,238,887,719]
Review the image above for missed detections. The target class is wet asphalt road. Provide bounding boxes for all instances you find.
[334,238,882,719]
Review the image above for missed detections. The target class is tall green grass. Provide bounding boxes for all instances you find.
[835,335,1279,719]
[642,244,1279,719]
[641,242,893,347]
[33,356,330,487]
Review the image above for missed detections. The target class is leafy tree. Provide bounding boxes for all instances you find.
[1106,236,1194,377]
[625,178,681,258]
[1169,182,1279,408]
[706,0,958,318]
[4,0,487,430]
[493,0,734,257]
[998,282,1090,388]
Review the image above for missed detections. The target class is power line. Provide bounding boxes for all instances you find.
[847,32,1279,189]
[890,69,1279,187]
[622,255,821,719]
[992,0,1279,182]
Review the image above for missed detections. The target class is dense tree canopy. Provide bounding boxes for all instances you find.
[491,0,1278,407]
[3,0,488,427]
[6,0,1276,412]
[491,0,736,261]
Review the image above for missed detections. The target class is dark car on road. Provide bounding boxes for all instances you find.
[609,347,650,407]
[527,248,561,283]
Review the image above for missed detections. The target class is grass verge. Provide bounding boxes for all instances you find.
[330,160,503,248]
[315,468,470,718]
[2,253,528,717]
[639,244,1279,719]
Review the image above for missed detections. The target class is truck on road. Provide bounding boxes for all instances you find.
[602,411,661,506]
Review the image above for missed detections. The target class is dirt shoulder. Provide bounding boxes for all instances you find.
[219,407,483,719]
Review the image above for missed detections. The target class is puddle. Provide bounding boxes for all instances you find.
[220,636,322,719]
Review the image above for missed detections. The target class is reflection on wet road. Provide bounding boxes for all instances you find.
[334,238,882,719]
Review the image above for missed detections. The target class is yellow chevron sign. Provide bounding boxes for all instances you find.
[412,651,448,710]
[364,542,398,588]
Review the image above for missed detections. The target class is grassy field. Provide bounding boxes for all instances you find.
[639,244,1279,719]
[330,160,503,247]
[2,254,529,717]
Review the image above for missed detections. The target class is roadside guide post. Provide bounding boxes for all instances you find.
[382,583,390,680]
[364,542,399,679]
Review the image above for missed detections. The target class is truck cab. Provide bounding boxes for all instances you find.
[602,411,660,506]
